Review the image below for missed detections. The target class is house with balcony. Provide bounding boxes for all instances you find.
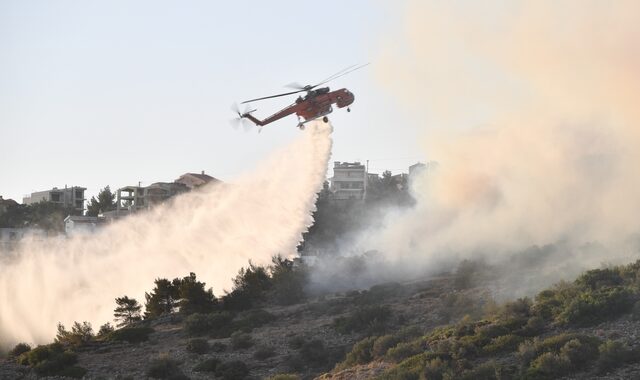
[23,186,86,212]
[329,161,367,201]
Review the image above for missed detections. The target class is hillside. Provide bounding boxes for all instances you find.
[2,259,640,380]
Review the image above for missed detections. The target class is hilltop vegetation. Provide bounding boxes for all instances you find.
[330,260,640,380]
[3,255,640,379]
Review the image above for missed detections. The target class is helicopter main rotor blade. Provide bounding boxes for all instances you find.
[283,65,362,92]
[241,63,369,104]
[313,64,359,88]
[284,82,306,90]
[312,63,370,88]
[240,89,305,104]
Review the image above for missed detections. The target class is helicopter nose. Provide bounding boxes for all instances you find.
[347,91,355,104]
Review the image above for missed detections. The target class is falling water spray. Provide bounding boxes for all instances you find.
[0,121,333,346]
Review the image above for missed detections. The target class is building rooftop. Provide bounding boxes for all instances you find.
[333,161,365,169]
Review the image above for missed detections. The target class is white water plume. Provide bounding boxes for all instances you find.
[0,121,333,346]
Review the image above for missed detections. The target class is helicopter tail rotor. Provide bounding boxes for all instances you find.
[230,102,258,132]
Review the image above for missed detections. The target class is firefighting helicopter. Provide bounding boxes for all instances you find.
[231,64,368,131]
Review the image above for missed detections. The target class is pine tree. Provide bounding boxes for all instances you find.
[144,278,179,318]
[176,272,217,315]
[113,296,142,327]
[86,186,116,216]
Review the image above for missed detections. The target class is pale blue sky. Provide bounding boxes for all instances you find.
[0,0,422,202]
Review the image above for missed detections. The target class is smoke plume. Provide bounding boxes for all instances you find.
[315,1,640,295]
[0,121,332,346]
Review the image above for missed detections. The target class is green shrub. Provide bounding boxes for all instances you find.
[516,339,538,367]
[440,293,485,321]
[234,309,275,332]
[193,357,220,372]
[230,332,254,349]
[378,352,427,380]
[372,335,399,357]
[449,336,480,359]
[337,337,376,369]
[536,333,583,353]
[596,340,636,373]
[473,323,508,341]
[557,287,634,326]
[457,360,503,380]
[422,357,451,380]
[576,268,623,290]
[395,325,423,341]
[215,360,250,380]
[498,298,532,321]
[385,340,423,363]
[17,343,80,377]
[482,334,524,355]
[146,354,188,379]
[299,339,330,367]
[526,352,570,378]
[107,326,154,343]
[8,343,31,358]
[357,282,406,304]
[184,311,234,337]
[186,338,209,354]
[559,338,599,369]
[520,316,546,336]
[333,305,392,334]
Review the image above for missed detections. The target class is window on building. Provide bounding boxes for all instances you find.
[50,193,61,202]
[75,190,83,198]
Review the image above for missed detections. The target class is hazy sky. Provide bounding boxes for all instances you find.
[0,0,422,202]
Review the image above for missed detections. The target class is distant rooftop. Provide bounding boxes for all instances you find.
[333,161,365,169]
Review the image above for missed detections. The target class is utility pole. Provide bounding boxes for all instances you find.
[364,159,369,201]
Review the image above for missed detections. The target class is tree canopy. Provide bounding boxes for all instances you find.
[86,186,116,217]
[113,296,142,327]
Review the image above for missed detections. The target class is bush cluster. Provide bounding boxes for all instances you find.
[223,256,307,311]
[146,354,188,380]
[186,338,209,354]
[8,343,31,358]
[16,343,86,378]
[333,305,392,335]
[286,337,339,372]
[184,311,234,337]
[106,326,154,343]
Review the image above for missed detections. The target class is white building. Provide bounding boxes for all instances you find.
[64,215,106,236]
[330,161,366,201]
[23,186,86,213]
